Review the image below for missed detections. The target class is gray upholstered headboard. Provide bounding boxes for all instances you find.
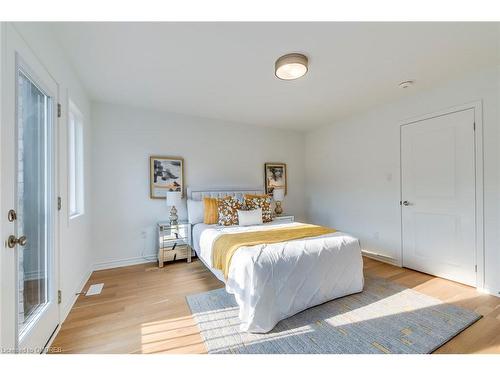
[187,187,265,201]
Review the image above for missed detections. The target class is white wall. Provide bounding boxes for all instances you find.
[12,23,94,320]
[91,102,306,269]
[305,66,500,295]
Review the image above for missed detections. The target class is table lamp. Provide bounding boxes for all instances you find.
[273,188,285,216]
[166,191,182,225]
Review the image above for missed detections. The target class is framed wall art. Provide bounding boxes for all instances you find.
[150,156,184,199]
[264,162,287,196]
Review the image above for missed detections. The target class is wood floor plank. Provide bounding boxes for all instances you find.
[50,257,500,354]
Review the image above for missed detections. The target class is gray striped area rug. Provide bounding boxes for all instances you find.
[186,276,480,354]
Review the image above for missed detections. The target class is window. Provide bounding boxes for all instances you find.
[68,101,84,218]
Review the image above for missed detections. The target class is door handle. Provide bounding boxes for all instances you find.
[402,201,411,206]
[7,235,27,248]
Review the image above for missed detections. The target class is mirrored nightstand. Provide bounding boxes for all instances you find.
[272,215,295,224]
[157,221,193,267]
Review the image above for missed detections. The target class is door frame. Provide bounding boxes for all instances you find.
[0,22,61,352]
[399,101,484,290]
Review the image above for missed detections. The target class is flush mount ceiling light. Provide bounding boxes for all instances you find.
[399,80,415,89]
[275,53,308,80]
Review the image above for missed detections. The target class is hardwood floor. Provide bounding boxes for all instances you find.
[50,257,500,354]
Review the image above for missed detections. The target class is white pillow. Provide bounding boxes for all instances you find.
[187,199,204,224]
[238,208,263,226]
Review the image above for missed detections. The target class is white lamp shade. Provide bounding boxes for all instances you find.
[166,191,182,206]
[273,188,285,201]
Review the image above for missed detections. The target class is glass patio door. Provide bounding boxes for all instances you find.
[16,68,56,347]
[1,24,59,353]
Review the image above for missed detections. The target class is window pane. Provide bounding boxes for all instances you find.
[76,121,84,213]
[68,103,84,218]
[68,112,76,215]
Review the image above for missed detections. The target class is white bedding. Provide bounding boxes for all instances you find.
[193,221,364,333]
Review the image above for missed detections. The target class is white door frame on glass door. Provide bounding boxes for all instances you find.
[399,101,484,290]
[0,23,61,353]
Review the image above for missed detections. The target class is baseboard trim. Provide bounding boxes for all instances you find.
[60,265,93,324]
[96,252,399,272]
[44,324,61,352]
[93,255,157,271]
[361,250,401,266]
[362,251,500,297]
[477,286,500,297]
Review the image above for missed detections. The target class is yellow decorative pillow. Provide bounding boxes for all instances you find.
[244,194,272,223]
[203,197,219,224]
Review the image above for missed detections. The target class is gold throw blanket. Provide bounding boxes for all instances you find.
[212,223,337,279]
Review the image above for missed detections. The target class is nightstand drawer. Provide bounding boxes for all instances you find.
[160,238,188,249]
[159,225,188,240]
[162,245,189,262]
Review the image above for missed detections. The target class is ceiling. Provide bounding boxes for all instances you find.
[50,22,500,130]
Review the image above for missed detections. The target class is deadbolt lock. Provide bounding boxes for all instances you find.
[7,209,17,222]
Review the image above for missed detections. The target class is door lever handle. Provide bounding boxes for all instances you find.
[402,201,411,206]
[7,235,27,248]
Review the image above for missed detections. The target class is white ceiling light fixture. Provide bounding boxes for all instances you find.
[399,80,415,89]
[275,53,309,80]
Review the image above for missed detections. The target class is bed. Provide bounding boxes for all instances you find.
[187,187,364,333]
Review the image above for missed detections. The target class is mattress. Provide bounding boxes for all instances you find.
[192,223,225,282]
[192,221,364,333]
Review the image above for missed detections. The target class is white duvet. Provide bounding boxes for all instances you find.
[196,221,364,333]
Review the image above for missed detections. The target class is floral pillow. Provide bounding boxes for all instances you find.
[217,196,242,226]
[244,194,272,223]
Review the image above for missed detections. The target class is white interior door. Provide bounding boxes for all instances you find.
[1,24,60,352]
[401,108,476,286]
